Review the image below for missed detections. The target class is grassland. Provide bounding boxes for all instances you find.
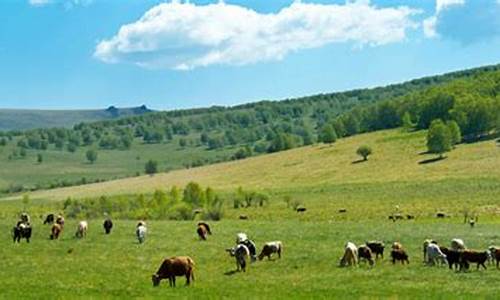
[1,128,500,298]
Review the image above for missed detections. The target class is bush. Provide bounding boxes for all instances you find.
[356,145,373,161]
[145,159,158,175]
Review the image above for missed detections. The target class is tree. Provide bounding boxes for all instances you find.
[37,153,43,164]
[447,120,462,146]
[402,112,415,132]
[427,119,452,158]
[319,124,337,144]
[145,159,158,175]
[356,145,373,161]
[86,149,98,164]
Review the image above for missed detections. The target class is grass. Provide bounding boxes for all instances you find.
[2,219,500,299]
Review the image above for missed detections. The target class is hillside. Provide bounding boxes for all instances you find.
[9,129,500,219]
[0,105,152,130]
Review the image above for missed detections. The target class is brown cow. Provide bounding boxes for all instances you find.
[152,256,195,287]
[358,245,374,266]
[391,249,409,264]
[196,222,211,240]
[50,223,62,240]
[460,250,488,270]
[258,241,283,260]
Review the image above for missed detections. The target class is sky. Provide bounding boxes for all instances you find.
[0,0,499,110]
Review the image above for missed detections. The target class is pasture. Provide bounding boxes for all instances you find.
[2,218,500,298]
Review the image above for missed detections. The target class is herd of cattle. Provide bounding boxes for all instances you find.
[11,213,500,288]
[11,213,283,287]
[340,238,500,271]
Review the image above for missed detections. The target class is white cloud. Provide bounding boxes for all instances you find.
[423,0,465,38]
[28,0,93,8]
[94,1,419,70]
[29,0,51,6]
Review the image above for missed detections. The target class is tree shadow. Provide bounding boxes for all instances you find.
[418,151,431,155]
[224,270,239,276]
[351,159,366,164]
[418,156,446,165]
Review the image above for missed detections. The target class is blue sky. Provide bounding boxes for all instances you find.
[0,0,499,110]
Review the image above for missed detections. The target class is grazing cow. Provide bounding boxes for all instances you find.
[391,249,409,264]
[296,207,307,213]
[136,223,147,244]
[426,243,447,266]
[239,215,248,220]
[440,247,460,270]
[103,219,113,235]
[75,221,88,238]
[436,212,446,218]
[358,245,374,266]
[422,239,438,262]
[488,246,500,268]
[227,244,250,272]
[340,242,358,267]
[338,209,347,213]
[451,238,466,251]
[50,223,62,240]
[13,222,32,243]
[460,250,488,270]
[43,214,54,225]
[152,256,195,287]
[196,222,211,240]
[366,241,385,259]
[258,241,283,260]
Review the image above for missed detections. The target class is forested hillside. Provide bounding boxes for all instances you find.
[0,64,498,194]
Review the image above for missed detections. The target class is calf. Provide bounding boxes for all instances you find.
[50,223,62,240]
[440,247,460,270]
[103,219,113,235]
[258,241,283,260]
[358,245,374,266]
[13,222,32,243]
[460,250,488,271]
[152,256,195,287]
[75,221,88,238]
[227,244,250,272]
[340,242,358,267]
[391,249,409,264]
[366,241,385,259]
[136,224,147,244]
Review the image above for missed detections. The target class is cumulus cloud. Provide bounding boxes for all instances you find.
[424,0,500,42]
[94,0,419,70]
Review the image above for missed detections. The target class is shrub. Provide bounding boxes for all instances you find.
[356,145,373,161]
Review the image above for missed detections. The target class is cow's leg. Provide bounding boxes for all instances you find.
[278,248,281,259]
[172,276,176,287]
[481,262,487,270]
[186,274,190,285]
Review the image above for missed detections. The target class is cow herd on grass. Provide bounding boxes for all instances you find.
[340,238,500,271]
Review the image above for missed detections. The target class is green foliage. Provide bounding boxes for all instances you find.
[427,119,452,157]
[233,146,252,160]
[319,124,337,144]
[144,159,158,175]
[447,120,462,146]
[356,145,373,161]
[402,112,415,132]
[37,153,43,164]
[86,149,98,164]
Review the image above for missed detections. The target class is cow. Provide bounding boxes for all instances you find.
[488,246,500,268]
[43,214,55,225]
[451,238,465,251]
[358,245,374,266]
[103,219,113,235]
[366,241,385,259]
[422,239,438,262]
[258,241,283,260]
[340,242,358,267]
[152,256,195,287]
[391,249,409,264]
[196,222,211,240]
[460,250,488,271]
[426,243,447,266]
[440,247,460,270]
[227,244,250,272]
[13,222,32,243]
[75,221,88,238]
[50,223,62,240]
[236,233,257,262]
[136,223,147,244]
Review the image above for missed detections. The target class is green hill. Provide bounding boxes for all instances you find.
[0,105,152,130]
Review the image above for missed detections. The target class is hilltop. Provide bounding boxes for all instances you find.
[0,105,152,130]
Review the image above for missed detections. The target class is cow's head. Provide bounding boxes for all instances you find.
[152,274,161,287]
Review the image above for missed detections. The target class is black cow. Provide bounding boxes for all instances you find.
[43,214,55,225]
[13,223,32,243]
[103,219,113,234]
[440,247,460,270]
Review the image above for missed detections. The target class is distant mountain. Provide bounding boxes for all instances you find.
[0,105,153,131]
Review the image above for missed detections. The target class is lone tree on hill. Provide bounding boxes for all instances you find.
[356,145,373,161]
[427,119,452,158]
[86,149,98,164]
[145,159,158,175]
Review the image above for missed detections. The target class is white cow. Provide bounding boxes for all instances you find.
[75,221,88,238]
[340,242,358,267]
[136,224,147,244]
[426,243,447,266]
[227,244,250,272]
